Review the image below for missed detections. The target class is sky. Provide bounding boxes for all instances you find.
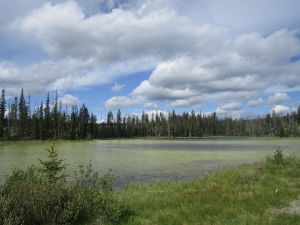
[0,0,300,120]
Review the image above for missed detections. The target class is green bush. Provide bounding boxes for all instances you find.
[265,149,297,167]
[273,149,284,165]
[0,146,133,225]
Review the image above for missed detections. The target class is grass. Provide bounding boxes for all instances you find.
[0,145,133,225]
[1,146,299,225]
[117,151,300,225]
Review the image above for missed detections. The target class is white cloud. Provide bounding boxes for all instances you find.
[4,1,227,95]
[216,102,242,114]
[220,102,242,111]
[144,102,159,110]
[105,96,143,109]
[14,1,227,62]
[59,94,80,105]
[247,98,264,107]
[235,29,300,63]
[268,92,290,105]
[111,82,124,92]
[0,0,299,114]
[271,105,293,114]
[207,0,300,33]
[108,29,300,110]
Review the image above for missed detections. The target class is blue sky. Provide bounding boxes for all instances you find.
[0,0,300,119]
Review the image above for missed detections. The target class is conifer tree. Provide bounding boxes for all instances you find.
[44,93,51,138]
[39,102,44,139]
[18,88,28,136]
[0,88,6,137]
[70,105,78,139]
[116,109,122,137]
[79,104,89,138]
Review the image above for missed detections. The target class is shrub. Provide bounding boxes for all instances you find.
[266,148,297,167]
[273,149,284,165]
[0,145,133,225]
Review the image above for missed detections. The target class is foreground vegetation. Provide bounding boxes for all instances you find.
[119,150,300,225]
[0,145,132,225]
[1,145,299,225]
[0,88,300,140]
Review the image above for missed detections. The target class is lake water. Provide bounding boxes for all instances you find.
[0,138,299,186]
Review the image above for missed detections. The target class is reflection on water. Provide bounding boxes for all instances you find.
[0,138,299,186]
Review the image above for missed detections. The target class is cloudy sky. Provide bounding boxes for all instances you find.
[0,0,300,119]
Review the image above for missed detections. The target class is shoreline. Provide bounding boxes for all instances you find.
[117,155,300,225]
[1,136,300,143]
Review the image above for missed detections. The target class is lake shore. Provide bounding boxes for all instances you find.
[117,153,300,225]
[0,139,300,225]
[1,138,300,186]
[1,136,300,142]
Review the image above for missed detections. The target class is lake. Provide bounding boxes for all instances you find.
[0,138,299,186]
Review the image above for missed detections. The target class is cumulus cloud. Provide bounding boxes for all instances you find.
[271,105,293,114]
[247,98,264,107]
[216,102,242,114]
[268,92,290,105]
[144,102,160,110]
[4,0,227,95]
[14,1,227,62]
[0,0,299,114]
[59,94,80,105]
[105,96,143,109]
[111,82,124,92]
[107,29,300,110]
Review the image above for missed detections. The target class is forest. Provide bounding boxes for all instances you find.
[0,88,300,140]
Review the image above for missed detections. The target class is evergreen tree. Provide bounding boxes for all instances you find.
[52,90,59,138]
[10,97,18,136]
[18,88,28,136]
[89,113,97,138]
[107,111,114,137]
[0,88,6,137]
[39,102,44,139]
[31,109,40,139]
[70,105,78,139]
[116,109,122,137]
[39,144,66,183]
[78,104,89,138]
[44,93,51,138]
[297,105,300,125]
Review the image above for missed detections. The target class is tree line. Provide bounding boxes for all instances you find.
[0,88,300,140]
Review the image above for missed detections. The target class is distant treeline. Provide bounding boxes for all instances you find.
[0,88,300,140]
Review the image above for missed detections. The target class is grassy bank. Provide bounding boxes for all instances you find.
[118,151,300,225]
[0,145,133,225]
[1,148,299,225]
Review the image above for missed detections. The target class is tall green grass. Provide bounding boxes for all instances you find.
[1,148,299,225]
[0,145,133,225]
[119,150,300,225]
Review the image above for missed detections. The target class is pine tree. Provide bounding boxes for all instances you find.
[11,97,18,136]
[39,144,66,183]
[116,109,122,137]
[31,109,40,139]
[107,111,114,137]
[18,88,28,136]
[297,105,300,125]
[39,102,44,139]
[52,90,59,138]
[70,105,78,139]
[79,104,89,138]
[89,113,97,138]
[44,93,51,138]
[0,88,6,137]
